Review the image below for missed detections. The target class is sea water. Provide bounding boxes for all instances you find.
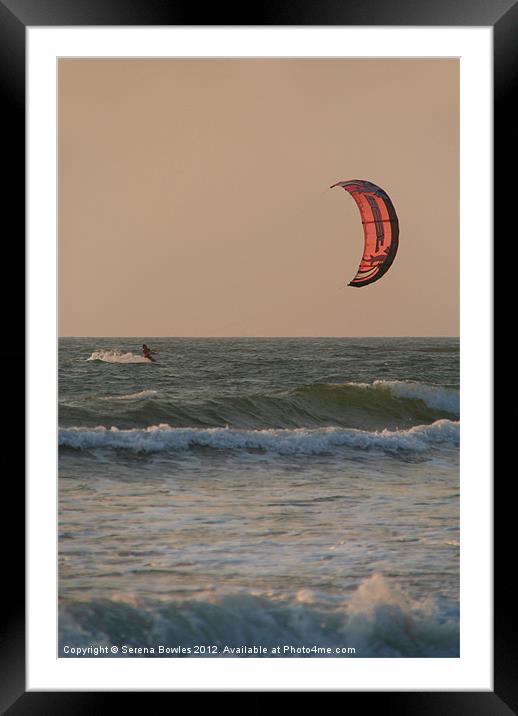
[59,337,459,657]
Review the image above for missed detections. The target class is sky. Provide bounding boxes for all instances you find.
[59,58,459,337]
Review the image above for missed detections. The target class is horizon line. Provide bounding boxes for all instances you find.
[58,335,460,339]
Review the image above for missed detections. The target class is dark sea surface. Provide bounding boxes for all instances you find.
[59,337,459,657]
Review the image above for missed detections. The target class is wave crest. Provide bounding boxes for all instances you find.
[104,390,159,401]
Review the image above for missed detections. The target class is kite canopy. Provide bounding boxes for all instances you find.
[331,179,399,287]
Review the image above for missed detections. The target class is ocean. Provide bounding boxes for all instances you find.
[58,337,460,658]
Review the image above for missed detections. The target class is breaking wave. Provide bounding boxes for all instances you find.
[59,419,459,456]
[371,380,458,415]
[59,380,459,431]
[59,575,459,658]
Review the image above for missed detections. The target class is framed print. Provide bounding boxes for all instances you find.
[4,0,506,709]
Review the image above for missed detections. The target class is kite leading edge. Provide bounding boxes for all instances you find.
[330,179,399,288]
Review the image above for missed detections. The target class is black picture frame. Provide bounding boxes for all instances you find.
[5,0,504,709]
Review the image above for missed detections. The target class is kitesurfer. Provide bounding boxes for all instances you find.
[142,344,155,361]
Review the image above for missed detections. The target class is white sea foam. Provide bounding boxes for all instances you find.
[59,419,459,455]
[87,350,151,364]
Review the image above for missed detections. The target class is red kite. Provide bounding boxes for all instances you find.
[331,180,399,287]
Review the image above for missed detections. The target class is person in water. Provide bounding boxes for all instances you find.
[142,344,155,361]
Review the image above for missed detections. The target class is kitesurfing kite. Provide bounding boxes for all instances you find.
[330,179,399,287]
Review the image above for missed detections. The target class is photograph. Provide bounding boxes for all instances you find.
[57,57,460,659]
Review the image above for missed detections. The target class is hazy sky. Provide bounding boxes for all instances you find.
[59,59,459,337]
